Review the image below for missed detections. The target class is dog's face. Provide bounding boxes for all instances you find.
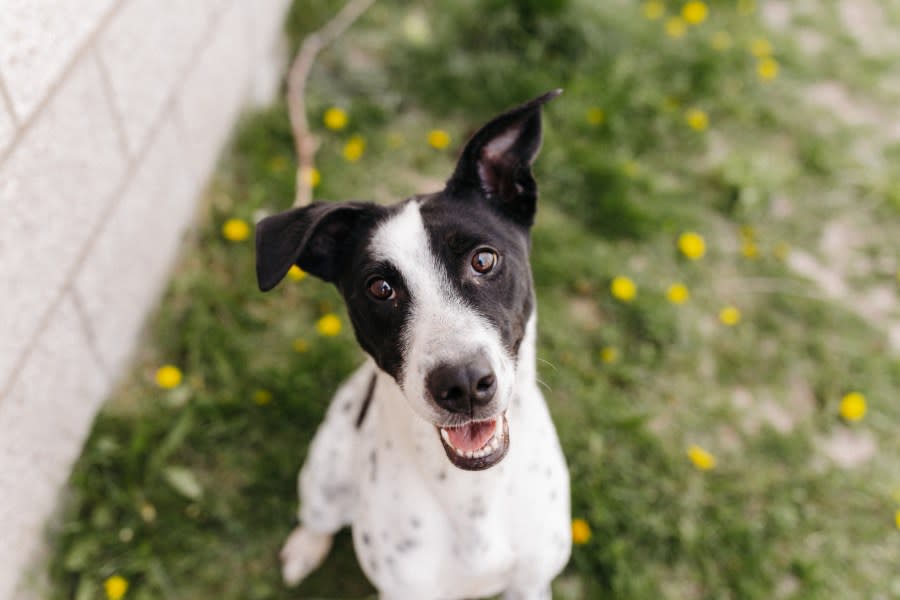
[256,91,559,471]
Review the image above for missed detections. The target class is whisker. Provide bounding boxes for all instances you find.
[537,357,558,372]
[536,377,552,392]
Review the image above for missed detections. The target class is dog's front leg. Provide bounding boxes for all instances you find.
[280,360,377,586]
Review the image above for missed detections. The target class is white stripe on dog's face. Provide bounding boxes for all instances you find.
[369,201,515,426]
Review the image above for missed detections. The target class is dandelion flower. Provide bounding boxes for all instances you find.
[104,575,128,600]
[571,518,592,544]
[741,241,759,259]
[895,509,900,530]
[719,306,741,326]
[678,231,706,260]
[317,313,342,337]
[710,31,732,51]
[292,338,309,353]
[665,16,687,38]
[622,160,640,178]
[667,283,690,304]
[839,391,866,422]
[750,37,773,57]
[268,155,288,173]
[288,265,307,281]
[757,57,779,81]
[427,129,451,149]
[343,135,366,162]
[222,218,250,242]
[643,1,665,20]
[300,166,321,188]
[685,108,709,131]
[610,276,637,302]
[323,107,348,130]
[253,389,273,406]
[600,346,619,364]
[586,107,605,125]
[155,365,182,389]
[682,1,708,25]
[773,241,791,261]
[687,444,716,471]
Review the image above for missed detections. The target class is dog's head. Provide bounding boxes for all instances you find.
[256,90,559,471]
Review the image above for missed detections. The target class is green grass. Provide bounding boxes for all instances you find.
[46,1,900,598]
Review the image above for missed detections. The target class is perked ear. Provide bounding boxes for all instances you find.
[446,89,561,227]
[255,202,374,291]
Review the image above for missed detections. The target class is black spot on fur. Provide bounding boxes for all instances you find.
[354,372,377,429]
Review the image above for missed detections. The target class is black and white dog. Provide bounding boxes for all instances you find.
[255,90,570,599]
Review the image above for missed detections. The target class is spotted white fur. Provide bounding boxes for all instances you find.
[282,203,571,599]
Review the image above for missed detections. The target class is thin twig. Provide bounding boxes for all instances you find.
[287,0,376,207]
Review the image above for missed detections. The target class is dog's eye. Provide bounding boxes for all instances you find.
[367,278,395,300]
[471,249,497,274]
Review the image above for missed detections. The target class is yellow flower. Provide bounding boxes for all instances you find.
[662,96,681,112]
[750,37,773,57]
[323,107,348,130]
[387,131,405,148]
[316,313,342,337]
[757,57,779,81]
[610,276,637,302]
[268,155,288,173]
[600,346,619,364]
[253,389,273,406]
[300,166,321,188]
[665,17,687,38]
[292,338,309,353]
[571,518,592,544]
[427,129,451,149]
[104,575,129,600]
[738,0,756,16]
[895,509,900,530]
[682,1,708,25]
[677,231,706,260]
[288,265,307,281]
[343,135,366,162]
[643,0,665,20]
[155,365,182,389]
[622,160,640,178]
[586,107,605,125]
[222,218,250,242]
[685,108,709,131]
[741,241,759,259]
[839,391,867,422]
[719,306,741,326]
[773,241,791,261]
[687,445,716,471]
[667,283,690,305]
[710,31,732,51]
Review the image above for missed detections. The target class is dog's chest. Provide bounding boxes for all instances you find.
[349,376,569,596]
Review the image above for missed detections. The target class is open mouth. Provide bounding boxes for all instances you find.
[436,414,509,471]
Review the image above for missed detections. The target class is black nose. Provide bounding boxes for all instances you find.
[426,359,497,415]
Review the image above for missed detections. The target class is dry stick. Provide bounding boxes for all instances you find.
[287,0,376,208]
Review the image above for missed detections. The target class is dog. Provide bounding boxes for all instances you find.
[255,90,571,599]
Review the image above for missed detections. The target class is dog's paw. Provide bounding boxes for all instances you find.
[280,526,333,586]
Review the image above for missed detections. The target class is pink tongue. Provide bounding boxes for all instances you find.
[446,419,496,452]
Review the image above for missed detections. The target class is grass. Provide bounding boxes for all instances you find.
[46,1,900,598]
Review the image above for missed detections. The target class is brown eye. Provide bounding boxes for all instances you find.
[367,278,395,300]
[471,249,497,274]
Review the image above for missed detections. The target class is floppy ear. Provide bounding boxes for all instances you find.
[446,89,561,227]
[255,202,374,291]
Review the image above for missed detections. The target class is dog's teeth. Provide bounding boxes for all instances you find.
[455,447,465,457]
[440,428,450,443]
[466,450,475,459]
